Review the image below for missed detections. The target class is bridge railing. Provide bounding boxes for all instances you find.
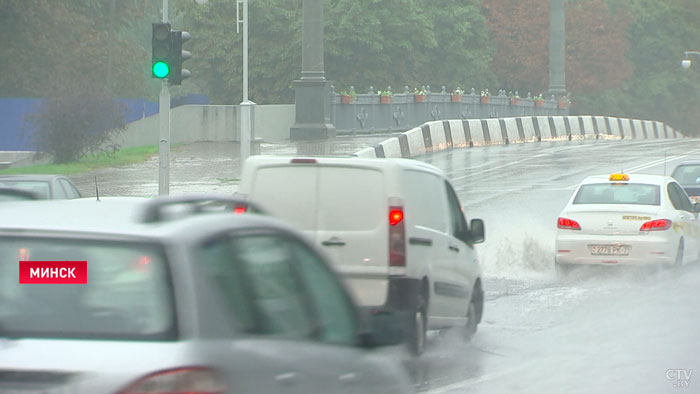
[330,85,569,135]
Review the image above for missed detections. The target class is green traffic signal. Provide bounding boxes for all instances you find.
[152,61,170,78]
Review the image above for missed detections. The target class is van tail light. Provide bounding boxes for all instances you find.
[640,219,672,231]
[389,206,406,267]
[119,367,226,394]
[557,217,581,230]
[233,204,247,214]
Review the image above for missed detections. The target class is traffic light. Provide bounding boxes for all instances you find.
[152,23,172,79]
[169,30,192,86]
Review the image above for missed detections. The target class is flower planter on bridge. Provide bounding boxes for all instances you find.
[380,96,392,104]
[558,101,569,109]
[535,99,545,107]
[341,94,353,104]
[510,98,520,105]
[480,96,490,104]
[414,94,426,103]
[451,94,462,102]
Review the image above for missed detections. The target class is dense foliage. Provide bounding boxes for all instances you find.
[23,96,127,163]
[2,0,700,134]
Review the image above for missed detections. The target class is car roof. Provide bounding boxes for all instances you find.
[0,174,64,181]
[244,155,444,176]
[580,173,674,185]
[673,161,700,167]
[0,197,291,242]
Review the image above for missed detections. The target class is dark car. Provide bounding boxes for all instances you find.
[670,161,700,203]
[0,175,82,200]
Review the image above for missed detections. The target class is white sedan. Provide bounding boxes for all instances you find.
[555,173,700,276]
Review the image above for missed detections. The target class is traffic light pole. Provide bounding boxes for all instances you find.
[238,0,252,171]
[159,0,171,196]
[159,81,170,196]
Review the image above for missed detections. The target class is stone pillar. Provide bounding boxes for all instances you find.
[290,0,336,140]
[547,0,567,97]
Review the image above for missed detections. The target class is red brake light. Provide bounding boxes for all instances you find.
[640,219,672,231]
[388,205,406,267]
[234,205,247,214]
[290,158,317,164]
[119,367,226,394]
[557,217,581,230]
[19,248,30,261]
[389,209,404,226]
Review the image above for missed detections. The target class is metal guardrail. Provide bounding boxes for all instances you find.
[330,86,569,135]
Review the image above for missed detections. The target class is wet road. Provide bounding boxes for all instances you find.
[408,139,700,393]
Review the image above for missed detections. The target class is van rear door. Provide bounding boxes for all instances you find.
[316,166,389,307]
[248,165,319,235]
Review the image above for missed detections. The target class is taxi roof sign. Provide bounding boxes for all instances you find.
[609,173,629,181]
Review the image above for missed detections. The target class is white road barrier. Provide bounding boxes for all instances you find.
[356,116,684,159]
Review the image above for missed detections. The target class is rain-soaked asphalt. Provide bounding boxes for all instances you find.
[72,137,700,393]
[407,138,700,394]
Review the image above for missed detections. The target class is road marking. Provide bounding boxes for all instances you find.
[422,364,529,394]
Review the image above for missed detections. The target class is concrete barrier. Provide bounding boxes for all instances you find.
[447,120,468,148]
[358,115,683,159]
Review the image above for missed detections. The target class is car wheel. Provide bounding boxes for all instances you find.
[408,291,427,356]
[674,241,684,268]
[555,262,573,279]
[464,300,479,341]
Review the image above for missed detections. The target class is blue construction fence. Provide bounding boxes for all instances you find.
[0,94,210,151]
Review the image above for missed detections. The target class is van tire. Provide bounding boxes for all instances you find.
[464,282,483,341]
[408,291,427,356]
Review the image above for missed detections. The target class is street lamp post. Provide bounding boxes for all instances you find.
[682,51,700,69]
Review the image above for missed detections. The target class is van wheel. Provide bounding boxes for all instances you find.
[408,292,427,356]
[464,300,478,341]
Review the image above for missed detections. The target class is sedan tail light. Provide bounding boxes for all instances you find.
[119,367,226,394]
[557,217,581,230]
[640,219,672,231]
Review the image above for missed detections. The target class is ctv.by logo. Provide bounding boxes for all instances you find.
[666,369,693,389]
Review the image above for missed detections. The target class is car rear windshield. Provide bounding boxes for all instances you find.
[573,183,660,205]
[671,165,700,185]
[0,237,176,340]
[0,181,50,199]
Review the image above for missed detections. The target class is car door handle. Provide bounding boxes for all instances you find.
[322,238,346,246]
[409,237,433,246]
[275,372,298,385]
[339,373,359,384]
[449,245,460,252]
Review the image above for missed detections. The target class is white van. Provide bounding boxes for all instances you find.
[238,156,485,355]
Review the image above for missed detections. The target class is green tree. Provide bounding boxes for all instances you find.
[575,0,700,135]
[0,0,151,98]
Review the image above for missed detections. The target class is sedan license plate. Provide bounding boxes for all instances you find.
[590,245,629,256]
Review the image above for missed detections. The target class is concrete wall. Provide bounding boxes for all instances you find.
[119,104,296,147]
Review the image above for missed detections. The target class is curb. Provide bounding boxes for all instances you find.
[352,116,681,159]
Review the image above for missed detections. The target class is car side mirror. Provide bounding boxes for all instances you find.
[359,311,405,348]
[470,219,485,244]
[694,202,700,213]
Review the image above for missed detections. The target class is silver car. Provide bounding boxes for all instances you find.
[0,195,411,394]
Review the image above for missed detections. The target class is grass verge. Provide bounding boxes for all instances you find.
[0,145,161,176]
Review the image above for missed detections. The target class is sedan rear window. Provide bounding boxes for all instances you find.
[671,165,700,185]
[0,237,176,340]
[0,181,50,199]
[573,183,660,205]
